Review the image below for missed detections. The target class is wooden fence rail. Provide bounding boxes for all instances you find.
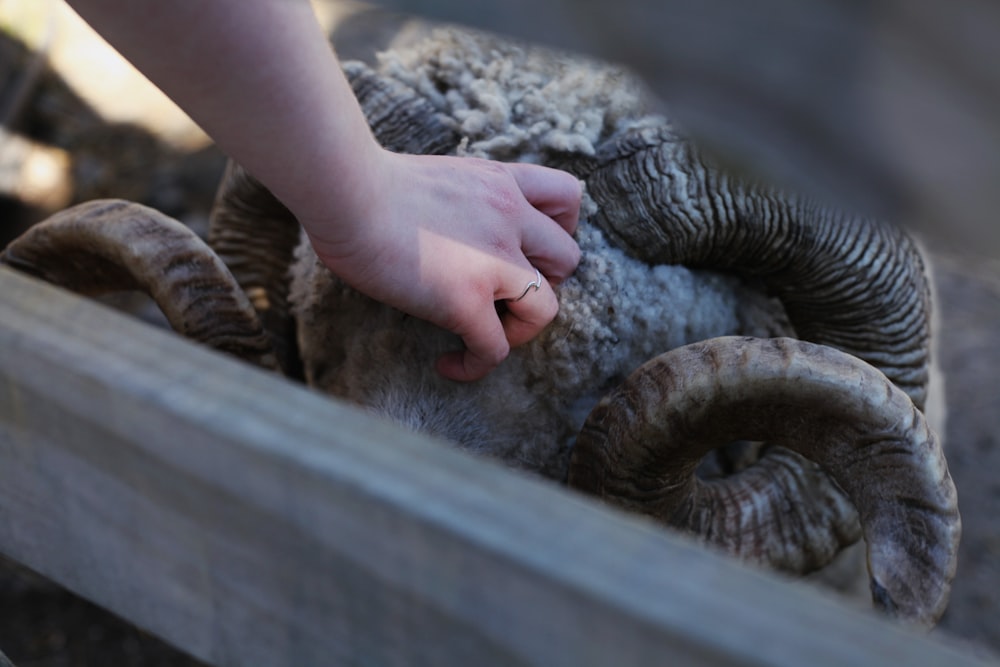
[0,268,994,666]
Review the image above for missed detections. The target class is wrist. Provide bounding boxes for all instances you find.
[294,142,402,272]
[292,138,393,240]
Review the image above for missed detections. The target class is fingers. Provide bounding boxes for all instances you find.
[437,264,558,382]
[502,268,559,348]
[519,207,582,285]
[437,161,581,382]
[505,162,582,285]
[435,306,511,382]
[505,162,582,235]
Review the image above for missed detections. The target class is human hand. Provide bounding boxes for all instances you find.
[65,0,582,380]
[297,148,582,382]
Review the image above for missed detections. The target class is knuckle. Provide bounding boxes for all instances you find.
[486,231,517,258]
[483,343,510,368]
[467,340,508,377]
[545,245,582,285]
[436,294,480,335]
[477,168,523,219]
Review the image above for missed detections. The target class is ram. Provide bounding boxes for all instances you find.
[0,29,959,627]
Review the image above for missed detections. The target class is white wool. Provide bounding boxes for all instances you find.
[376,29,647,161]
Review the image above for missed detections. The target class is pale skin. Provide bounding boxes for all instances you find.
[65,0,582,381]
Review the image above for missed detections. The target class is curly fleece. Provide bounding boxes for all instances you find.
[289,29,790,478]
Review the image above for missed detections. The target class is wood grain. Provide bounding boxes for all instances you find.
[0,266,990,666]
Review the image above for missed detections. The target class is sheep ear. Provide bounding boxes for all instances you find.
[1,199,279,371]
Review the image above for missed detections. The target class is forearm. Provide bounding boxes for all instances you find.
[66,0,381,222]
[63,1,583,381]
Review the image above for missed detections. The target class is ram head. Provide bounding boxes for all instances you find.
[0,30,959,627]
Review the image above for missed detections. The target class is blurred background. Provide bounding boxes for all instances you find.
[1,0,999,664]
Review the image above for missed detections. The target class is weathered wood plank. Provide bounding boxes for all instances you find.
[370,0,1000,247]
[0,265,990,666]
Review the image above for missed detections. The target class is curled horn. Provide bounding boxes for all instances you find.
[343,60,460,156]
[209,163,302,377]
[569,336,960,627]
[1,199,279,370]
[574,125,932,409]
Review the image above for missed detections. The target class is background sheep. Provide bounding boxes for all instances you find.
[1,27,959,629]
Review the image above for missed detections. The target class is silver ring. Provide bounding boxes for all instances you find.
[512,268,543,302]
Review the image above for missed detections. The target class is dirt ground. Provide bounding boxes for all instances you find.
[1,2,998,664]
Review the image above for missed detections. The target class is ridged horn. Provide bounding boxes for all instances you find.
[575,126,932,409]
[1,199,279,370]
[569,336,960,627]
[343,60,460,155]
[209,162,302,377]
